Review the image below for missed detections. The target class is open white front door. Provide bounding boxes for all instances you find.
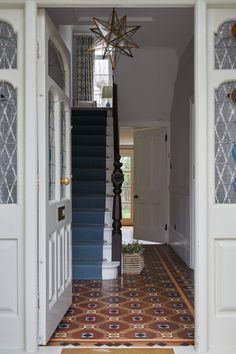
[38,10,72,345]
[133,128,168,243]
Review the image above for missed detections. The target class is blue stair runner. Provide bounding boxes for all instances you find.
[72,109,108,280]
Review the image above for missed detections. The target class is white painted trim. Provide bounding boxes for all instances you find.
[24,0,38,352]
[0,0,236,8]
[190,96,195,270]
[120,120,170,129]
[18,0,207,352]
[194,0,208,352]
[37,0,196,7]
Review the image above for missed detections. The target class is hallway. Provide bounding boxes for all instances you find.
[48,245,194,347]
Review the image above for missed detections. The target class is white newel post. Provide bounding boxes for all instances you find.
[24,0,38,352]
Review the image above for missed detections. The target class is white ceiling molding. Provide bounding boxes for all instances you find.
[77,16,154,22]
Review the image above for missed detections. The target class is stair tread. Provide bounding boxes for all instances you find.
[73,259,103,264]
[73,208,109,211]
[72,223,108,228]
[73,240,105,245]
[72,181,107,184]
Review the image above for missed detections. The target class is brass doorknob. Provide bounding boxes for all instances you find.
[60,177,71,185]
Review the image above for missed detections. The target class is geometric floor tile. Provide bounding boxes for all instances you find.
[47,245,194,347]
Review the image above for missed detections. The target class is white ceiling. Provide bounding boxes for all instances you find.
[48,7,194,58]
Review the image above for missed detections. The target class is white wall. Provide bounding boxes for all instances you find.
[169,38,194,267]
[116,47,178,125]
[120,128,134,146]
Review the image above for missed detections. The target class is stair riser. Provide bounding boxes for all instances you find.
[104,211,112,226]
[72,117,107,126]
[72,146,106,157]
[73,157,106,169]
[72,211,105,225]
[72,245,103,260]
[73,196,105,209]
[103,245,112,261]
[106,126,113,135]
[72,265,102,280]
[72,126,106,135]
[106,183,113,195]
[105,196,113,210]
[106,136,113,146]
[72,135,106,145]
[104,229,112,244]
[106,159,114,170]
[72,228,104,242]
[72,169,106,181]
[106,147,114,158]
[73,182,106,194]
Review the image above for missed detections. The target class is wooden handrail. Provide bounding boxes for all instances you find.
[111,82,124,274]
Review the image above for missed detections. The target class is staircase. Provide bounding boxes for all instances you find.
[71,108,119,280]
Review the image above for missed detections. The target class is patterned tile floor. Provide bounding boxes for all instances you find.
[48,245,194,347]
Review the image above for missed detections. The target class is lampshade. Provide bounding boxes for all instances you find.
[102,86,113,99]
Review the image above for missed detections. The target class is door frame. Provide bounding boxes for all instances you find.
[190,96,195,270]
[132,126,170,244]
[9,0,225,351]
[121,148,134,226]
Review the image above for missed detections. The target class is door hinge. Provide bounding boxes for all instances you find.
[165,224,168,231]
[37,41,40,59]
[37,291,40,309]
[165,134,167,142]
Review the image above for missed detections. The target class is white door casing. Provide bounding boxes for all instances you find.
[0,1,209,352]
[0,8,24,348]
[133,128,168,243]
[208,8,236,350]
[190,97,195,270]
[38,9,72,345]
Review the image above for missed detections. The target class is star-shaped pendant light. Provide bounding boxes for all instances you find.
[88,8,141,70]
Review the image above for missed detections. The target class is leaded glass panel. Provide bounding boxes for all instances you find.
[215,81,236,203]
[215,20,236,69]
[60,102,66,199]
[49,91,55,201]
[0,21,17,69]
[0,82,17,203]
[48,39,65,90]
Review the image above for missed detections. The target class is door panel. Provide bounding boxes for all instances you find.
[133,128,168,243]
[208,9,236,350]
[0,9,24,348]
[38,9,72,345]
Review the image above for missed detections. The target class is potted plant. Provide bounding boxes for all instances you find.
[122,241,145,275]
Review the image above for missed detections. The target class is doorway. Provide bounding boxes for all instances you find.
[36,3,202,352]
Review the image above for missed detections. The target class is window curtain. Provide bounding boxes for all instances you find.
[75,35,94,102]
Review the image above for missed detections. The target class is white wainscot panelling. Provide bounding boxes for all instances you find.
[49,232,56,309]
[0,240,18,316]
[215,239,236,314]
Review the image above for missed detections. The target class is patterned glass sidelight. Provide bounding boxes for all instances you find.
[0,82,17,203]
[215,20,236,69]
[60,102,66,199]
[48,39,65,91]
[0,21,17,69]
[48,91,55,201]
[215,82,236,203]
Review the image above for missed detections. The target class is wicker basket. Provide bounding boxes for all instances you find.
[123,252,144,275]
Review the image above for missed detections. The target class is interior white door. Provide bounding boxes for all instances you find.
[208,9,236,350]
[38,9,72,345]
[133,128,168,243]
